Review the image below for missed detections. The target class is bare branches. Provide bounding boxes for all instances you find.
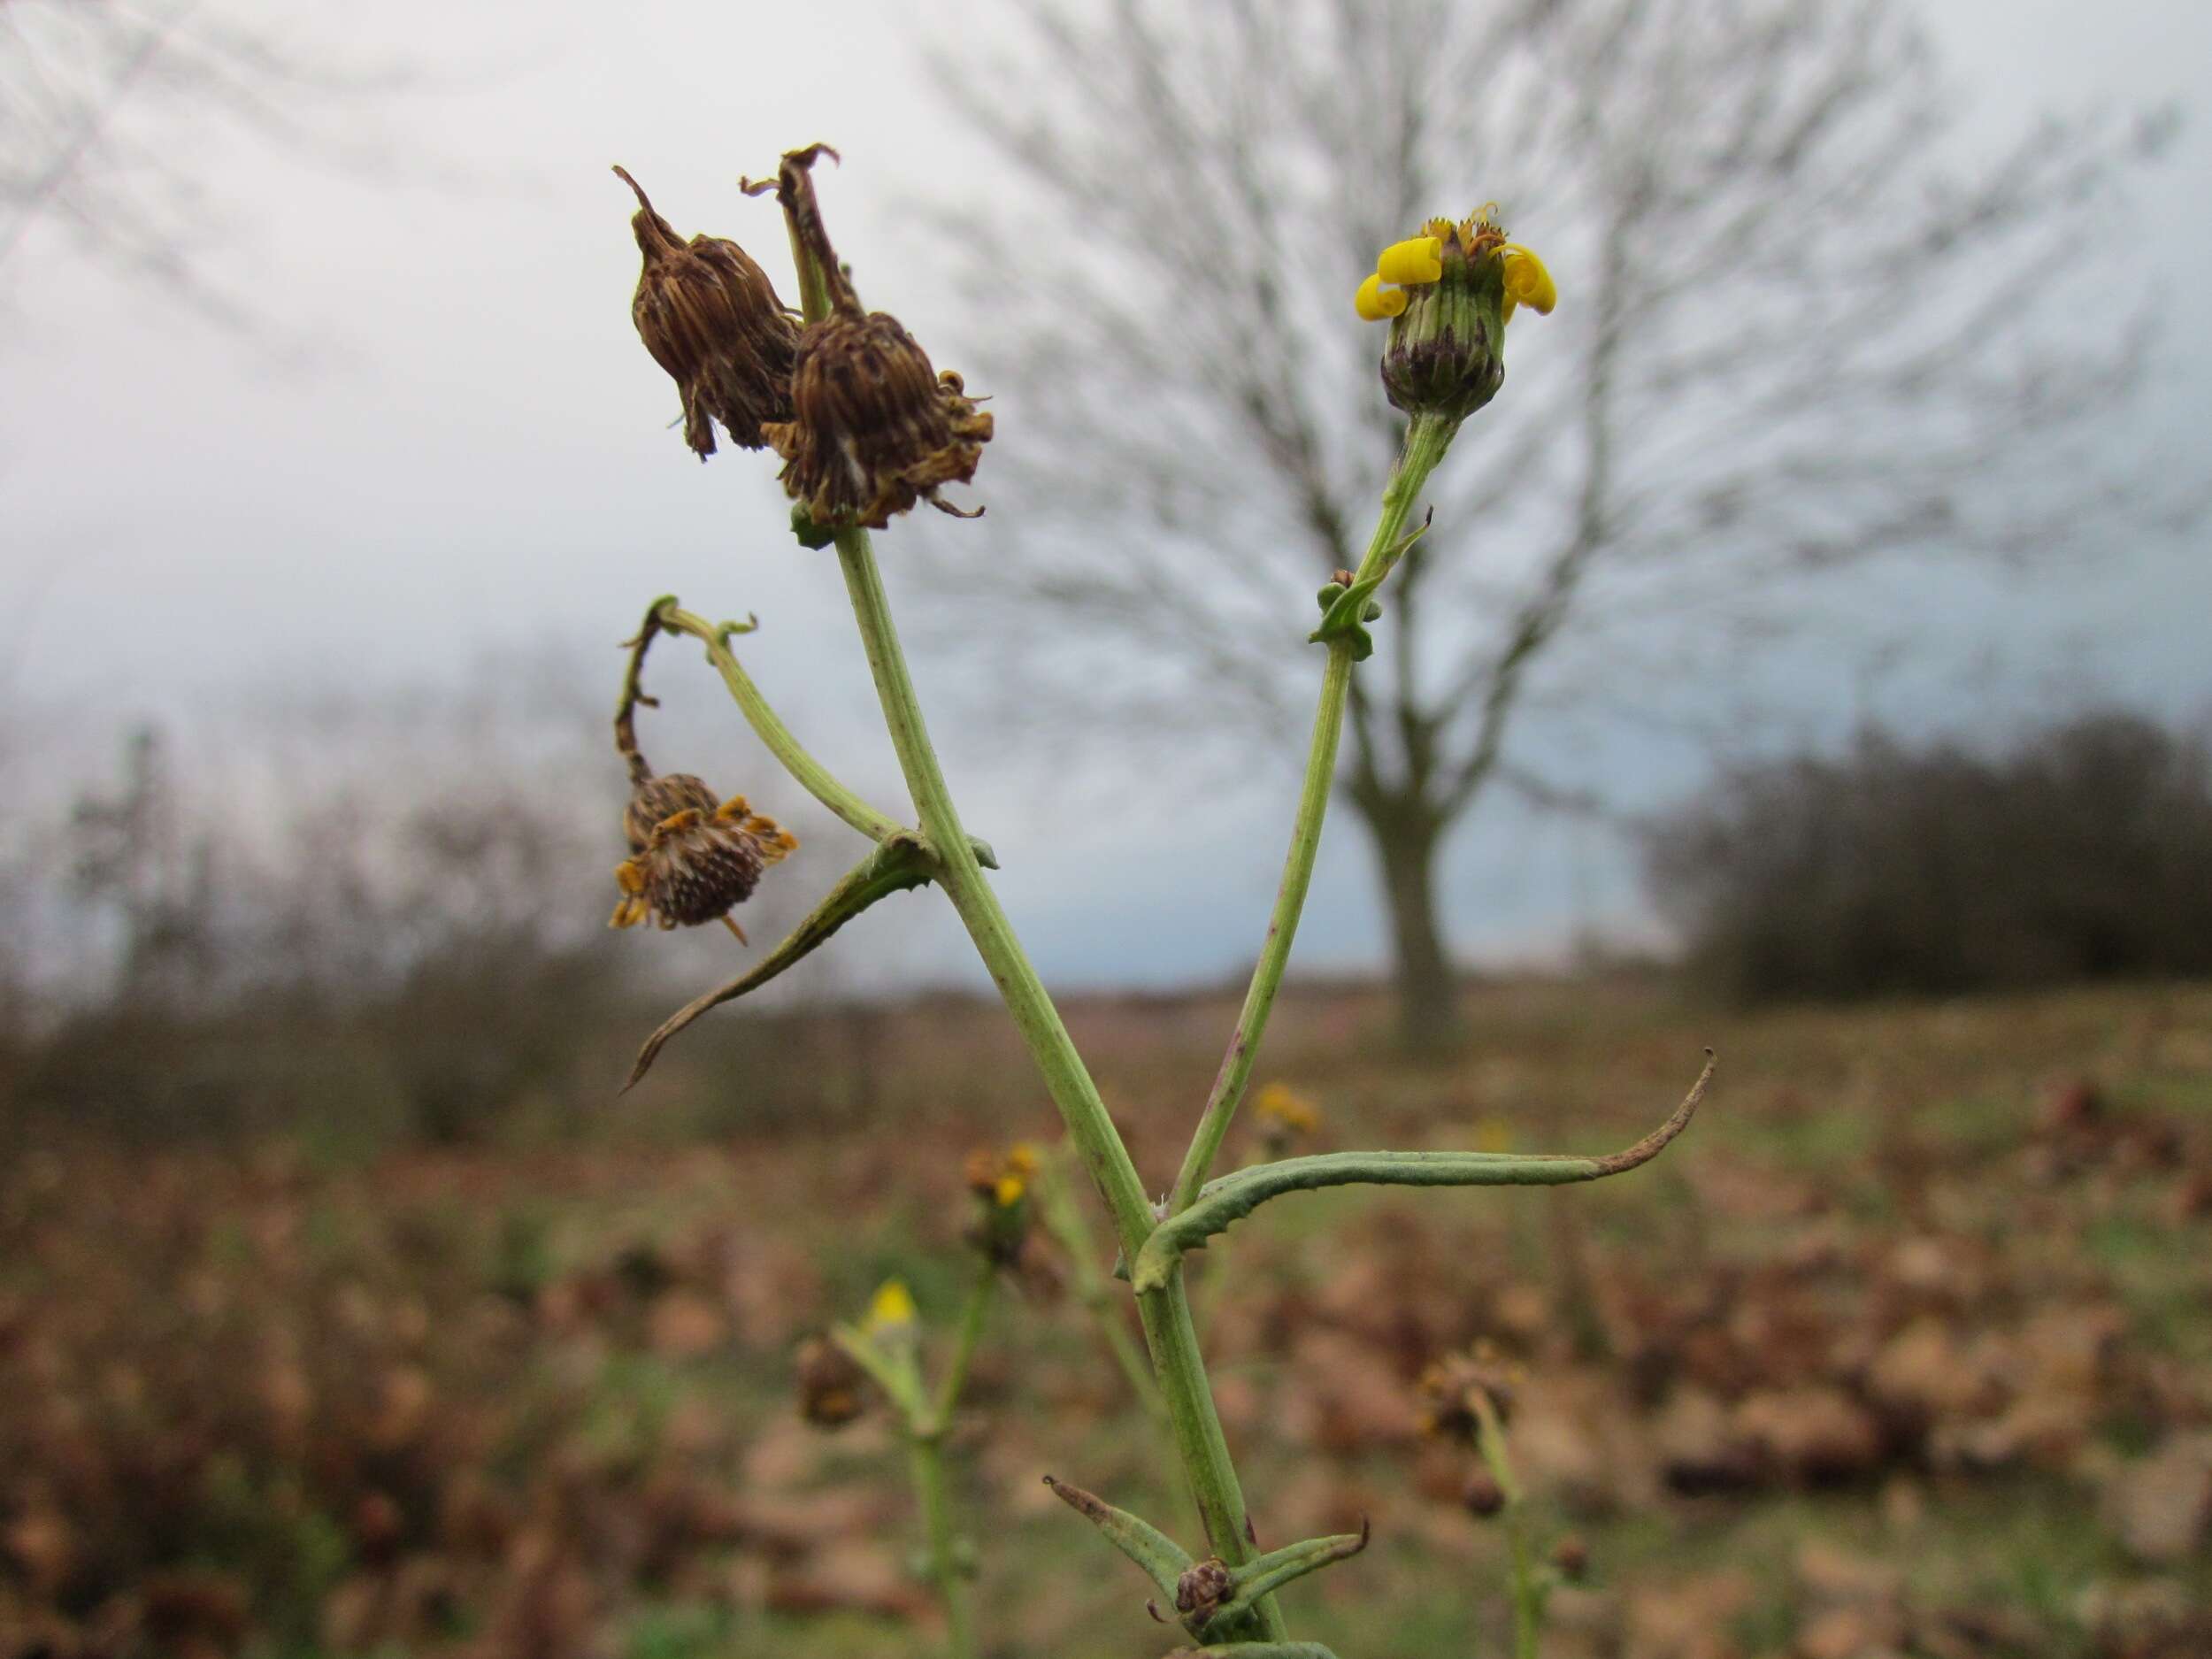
[2,1,434,325]
[922,0,2177,1016]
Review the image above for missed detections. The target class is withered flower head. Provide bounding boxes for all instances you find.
[795,1333,868,1429]
[615,165,799,459]
[1416,1340,1525,1443]
[749,146,992,530]
[1460,1467,1507,1518]
[610,772,796,933]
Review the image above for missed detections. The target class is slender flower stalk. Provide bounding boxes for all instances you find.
[1170,411,1459,1214]
[1472,1393,1546,1659]
[908,1428,977,1659]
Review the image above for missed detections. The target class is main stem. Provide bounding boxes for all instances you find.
[1169,411,1459,1213]
[831,527,1286,1637]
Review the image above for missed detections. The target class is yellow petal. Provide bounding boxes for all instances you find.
[864,1279,917,1332]
[1501,245,1555,317]
[994,1173,1025,1208]
[1355,272,1408,322]
[1377,235,1444,286]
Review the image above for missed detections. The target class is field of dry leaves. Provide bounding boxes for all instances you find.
[4,978,2209,1659]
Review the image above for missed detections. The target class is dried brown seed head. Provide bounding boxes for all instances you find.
[616,165,799,458]
[765,313,993,529]
[1416,1340,1525,1443]
[1460,1468,1507,1517]
[1551,1534,1590,1581]
[750,145,991,529]
[610,772,796,931]
[795,1334,867,1429]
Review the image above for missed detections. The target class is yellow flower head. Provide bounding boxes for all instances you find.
[966,1144,1038,1209]
[1353,207,1555,419]
[1253,1081,1322,1137]
[964,1144,1040,1266]
[862,1279,918,1335]
[1355,208,1555,326]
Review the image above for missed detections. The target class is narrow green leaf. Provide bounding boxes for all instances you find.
[828,1323,928,1422]
[623,835,943,1090]
[1221,1520,1370,1611]
[1041,1476,1192,1601]
[1132,1054,1713,1291]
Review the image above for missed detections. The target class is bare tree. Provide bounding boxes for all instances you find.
[921,0,2180,1049]
[1,0,422,325]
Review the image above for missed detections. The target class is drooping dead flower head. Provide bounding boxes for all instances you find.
[611,772,796,934]
[616,165,799,458]
[748,145,992,530]
[1416,1340,1525,1443]
[795,1333,867,1429]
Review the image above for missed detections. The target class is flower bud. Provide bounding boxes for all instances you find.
[1460,1468,1506,1518]
[609,772,796,933]
[964,1143,1041,1267]
[1356,211,1555,422]
[860,1279,919,1353]
[1551,1534,1591,1582]
[615,166,799,458]
[1173,1557,1233,1623]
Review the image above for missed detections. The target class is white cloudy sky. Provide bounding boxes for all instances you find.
[3,0,2209,995]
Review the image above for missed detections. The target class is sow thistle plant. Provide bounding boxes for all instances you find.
[603,143,1711,1655]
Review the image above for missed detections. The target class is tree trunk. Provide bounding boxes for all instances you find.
[1368,807,1462,1055]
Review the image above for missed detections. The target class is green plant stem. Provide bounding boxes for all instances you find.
[1169,411,1460,1214]
[933,1256,997,1428]
[831,531,1156,1252]
[1474,1397,1542,1659]
[908,1428,976,1659]
[657,603,907,844]
[831,525,1285,1639]
[1039,1148,1170,1423]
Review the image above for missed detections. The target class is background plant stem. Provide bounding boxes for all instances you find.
[907,1429,976,1659]
[1475,1395,1544,1659]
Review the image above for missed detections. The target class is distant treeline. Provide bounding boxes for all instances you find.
[1647,710,2212,1003]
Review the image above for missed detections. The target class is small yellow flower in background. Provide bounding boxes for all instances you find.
[1471,1117,1515,1155]
[966,1144,1041,1209]
[862,1279,918,1335]
[964,1144,1041,1265]
[1253,1081,1322,1137]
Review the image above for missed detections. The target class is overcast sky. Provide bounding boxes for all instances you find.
[4,0,2208,995]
